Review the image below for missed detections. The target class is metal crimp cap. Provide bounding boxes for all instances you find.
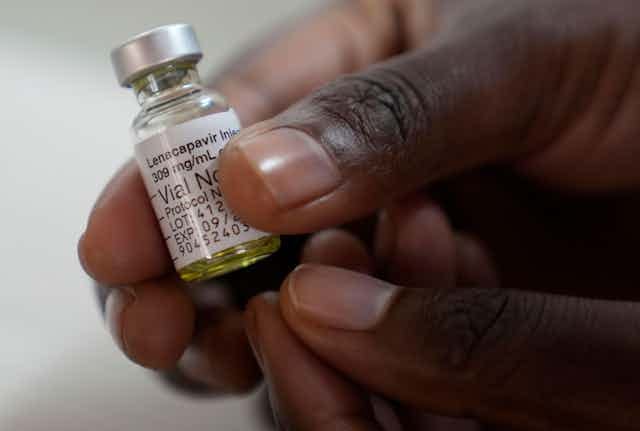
[111,24,202,87]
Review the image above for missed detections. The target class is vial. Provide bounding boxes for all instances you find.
[111,24,280,283]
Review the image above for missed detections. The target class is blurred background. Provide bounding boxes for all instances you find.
[0,1,316,429]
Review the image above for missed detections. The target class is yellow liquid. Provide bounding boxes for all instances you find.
[178,235,281,283]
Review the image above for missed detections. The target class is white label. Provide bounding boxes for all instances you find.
[134,109,269,270]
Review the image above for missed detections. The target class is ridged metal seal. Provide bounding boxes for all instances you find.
[111,24,202,87]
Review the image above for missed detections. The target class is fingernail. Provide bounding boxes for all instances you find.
[245,309,263,369]
[287,265,400,330]
[245,292,278,369]
[105,287,136,353]
[260,291,279,305]
[179,346,219,387]
[235,128,341,209]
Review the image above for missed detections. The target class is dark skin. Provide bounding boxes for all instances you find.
[80,0,640,429]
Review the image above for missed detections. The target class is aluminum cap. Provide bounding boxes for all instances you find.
[111,24,202,87]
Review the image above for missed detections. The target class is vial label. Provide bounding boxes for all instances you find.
[135,109,269,270]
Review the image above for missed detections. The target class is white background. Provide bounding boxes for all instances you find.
[0,1,315,430]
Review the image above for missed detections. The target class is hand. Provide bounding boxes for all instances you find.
[247,209,492,431]
[208,0,640,429]
[78,0,443,395]
[79,0,640,427]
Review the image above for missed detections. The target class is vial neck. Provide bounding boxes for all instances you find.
[133,62,202,108]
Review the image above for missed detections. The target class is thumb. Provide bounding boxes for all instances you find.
[220,3,640,234]
[220,34,538,233]
[279,265,640,430]
[219,8,552,233]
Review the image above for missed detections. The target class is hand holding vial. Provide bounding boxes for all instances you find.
[80,1,640,429]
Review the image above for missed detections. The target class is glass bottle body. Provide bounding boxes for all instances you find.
[131,63,280,283]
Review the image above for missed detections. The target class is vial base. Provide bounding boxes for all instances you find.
[178,235,281,283]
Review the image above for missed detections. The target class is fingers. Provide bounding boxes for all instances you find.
[212,0,430,125]
[218,9,552,234]
[300,197,496,290]
[79,160,171,285]
[175,228,375,393]
[301,228,375,274]
[245,293,383,431]
[106,277,261,393]
[178,309,261,392]
[220,1,640,233]
[105,274,264,392]
[105,277,194,369]
[80,1,427,285]
[375,196,456,288]
[280,265,640,430]
[374,194,497,288]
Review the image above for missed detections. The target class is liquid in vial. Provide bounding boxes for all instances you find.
[111,24,280,283]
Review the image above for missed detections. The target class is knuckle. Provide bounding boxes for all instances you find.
[418,288,509,374]
[416,288,546,382]
[305,68,429,183]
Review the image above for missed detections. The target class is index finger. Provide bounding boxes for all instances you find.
[79,0,417,284]
[79,160,170,284]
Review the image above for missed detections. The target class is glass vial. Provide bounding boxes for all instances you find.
[111,24,280,283]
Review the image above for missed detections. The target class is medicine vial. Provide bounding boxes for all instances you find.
[111,24,280,283]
